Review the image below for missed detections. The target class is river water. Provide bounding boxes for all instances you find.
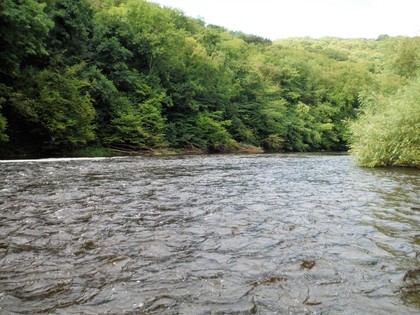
[0,153,419,314]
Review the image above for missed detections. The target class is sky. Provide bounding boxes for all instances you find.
[148,0,420,40]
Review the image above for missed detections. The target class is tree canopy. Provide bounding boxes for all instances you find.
[0,0,418,167]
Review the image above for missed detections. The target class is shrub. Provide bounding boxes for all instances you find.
[349,78,420,167]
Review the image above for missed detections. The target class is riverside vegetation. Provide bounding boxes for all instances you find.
[0,0,419,167]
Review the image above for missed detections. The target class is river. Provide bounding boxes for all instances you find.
[0,153,419,314]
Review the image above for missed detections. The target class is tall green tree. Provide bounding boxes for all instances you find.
[103,92,166,150]
[45,0,94,65]
[391,37,420,79]
[0,0,53,78]
[3,65,95,155]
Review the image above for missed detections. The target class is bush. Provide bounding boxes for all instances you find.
[349,78,420,167]
[72,146,113,157]
[262,134,284,152]
[195,112,238,152]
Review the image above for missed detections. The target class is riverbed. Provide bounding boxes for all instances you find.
[0,153,419,314]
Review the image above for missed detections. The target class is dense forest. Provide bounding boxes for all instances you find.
[1,0,419,167]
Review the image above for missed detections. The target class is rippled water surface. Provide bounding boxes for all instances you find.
[0,153,419,314]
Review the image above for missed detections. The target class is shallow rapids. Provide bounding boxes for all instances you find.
[0,153,419,314]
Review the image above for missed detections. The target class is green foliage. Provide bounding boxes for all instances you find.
[30,65,95,152]
[262,134,284,152]
[72,146,113,157]
[0,0,418,162]
[390,37,420,79]
[195,112,238,152]
[165,112,237,152]
[0,0,53,77]
[46,0,94,65]
[81,66,120,131]
[0,112,7,142]
[2,65,95,155]
[0,85,9,142]
[350,78,420,167]
[104,98,166,149]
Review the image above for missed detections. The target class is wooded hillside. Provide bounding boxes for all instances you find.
[1,0,419,166]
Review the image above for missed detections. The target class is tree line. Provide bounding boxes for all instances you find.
[0,0,418,167]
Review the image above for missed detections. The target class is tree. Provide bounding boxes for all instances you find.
[104,100,166,150]
[0,0,53,78]
[45,0,94,65]
[391,37,420,79]
[4,65,95,154]
[194,111,237,152]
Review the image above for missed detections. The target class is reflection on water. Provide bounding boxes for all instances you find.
[0,154,419,314]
